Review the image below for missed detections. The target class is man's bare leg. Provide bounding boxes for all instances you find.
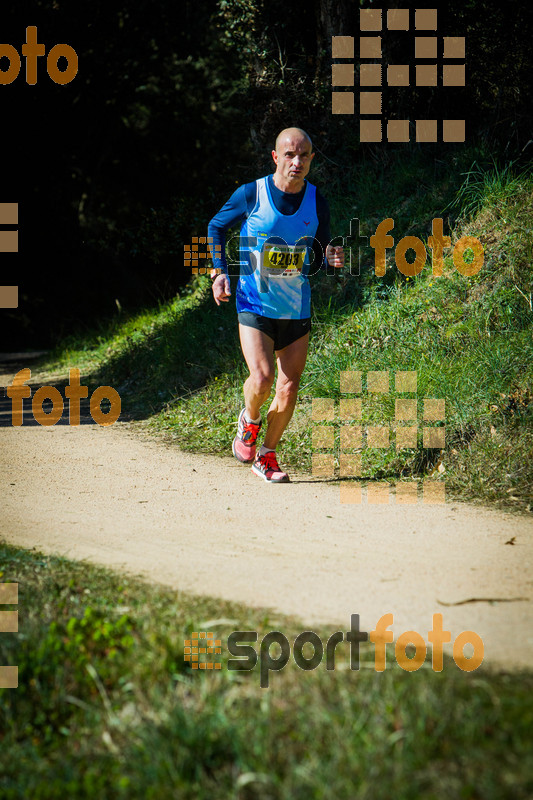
[263,333,309,450]
[238,324,275,420]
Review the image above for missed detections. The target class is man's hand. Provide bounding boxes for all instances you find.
[326,244,344,269]
[212,274,231,306]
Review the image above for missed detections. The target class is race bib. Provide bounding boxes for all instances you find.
[261,243,306,277]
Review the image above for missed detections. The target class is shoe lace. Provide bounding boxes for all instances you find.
[241,419,260,443]
[261,451,279,470]
[243,419,260,434]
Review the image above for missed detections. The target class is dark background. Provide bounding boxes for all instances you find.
[1,0,531,348]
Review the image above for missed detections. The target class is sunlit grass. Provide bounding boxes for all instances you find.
[1,542,533,799]
[37,155,533,511]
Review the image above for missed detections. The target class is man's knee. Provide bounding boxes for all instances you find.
[276,378,300,404]
[249,369,275,395]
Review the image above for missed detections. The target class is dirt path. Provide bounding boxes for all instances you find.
[1,358,532,670]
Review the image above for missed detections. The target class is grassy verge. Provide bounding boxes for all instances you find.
[33,154,532,512]
[1,541,532,799]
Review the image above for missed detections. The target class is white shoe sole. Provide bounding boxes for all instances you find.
[251,463,290,483]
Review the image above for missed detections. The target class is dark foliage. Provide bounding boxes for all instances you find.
[0,0,531,347]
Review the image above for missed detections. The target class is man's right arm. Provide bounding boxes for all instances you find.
[208,182,257,276]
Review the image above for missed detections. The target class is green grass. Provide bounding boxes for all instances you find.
[1,541,533,799]
[35,152,533,511]
[446,158,533,221]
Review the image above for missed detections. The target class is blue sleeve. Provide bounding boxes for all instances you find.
[207,182,256,274]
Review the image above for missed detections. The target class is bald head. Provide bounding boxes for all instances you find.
[271,127,315,193]
[275,127,313,153]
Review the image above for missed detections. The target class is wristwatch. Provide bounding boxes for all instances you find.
[210,268,223,281]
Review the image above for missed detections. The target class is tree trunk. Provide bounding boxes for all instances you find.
[315,0,353,93]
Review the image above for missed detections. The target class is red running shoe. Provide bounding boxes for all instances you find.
[251,451,290,483]
[232,408,262,463]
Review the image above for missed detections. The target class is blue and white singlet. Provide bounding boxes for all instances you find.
[208,175,330,320]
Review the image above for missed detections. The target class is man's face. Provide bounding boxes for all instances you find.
[272,134,315,184]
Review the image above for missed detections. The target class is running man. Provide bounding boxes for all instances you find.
[208,127,343,482]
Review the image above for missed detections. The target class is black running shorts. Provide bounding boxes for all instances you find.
[238,312,311,351]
